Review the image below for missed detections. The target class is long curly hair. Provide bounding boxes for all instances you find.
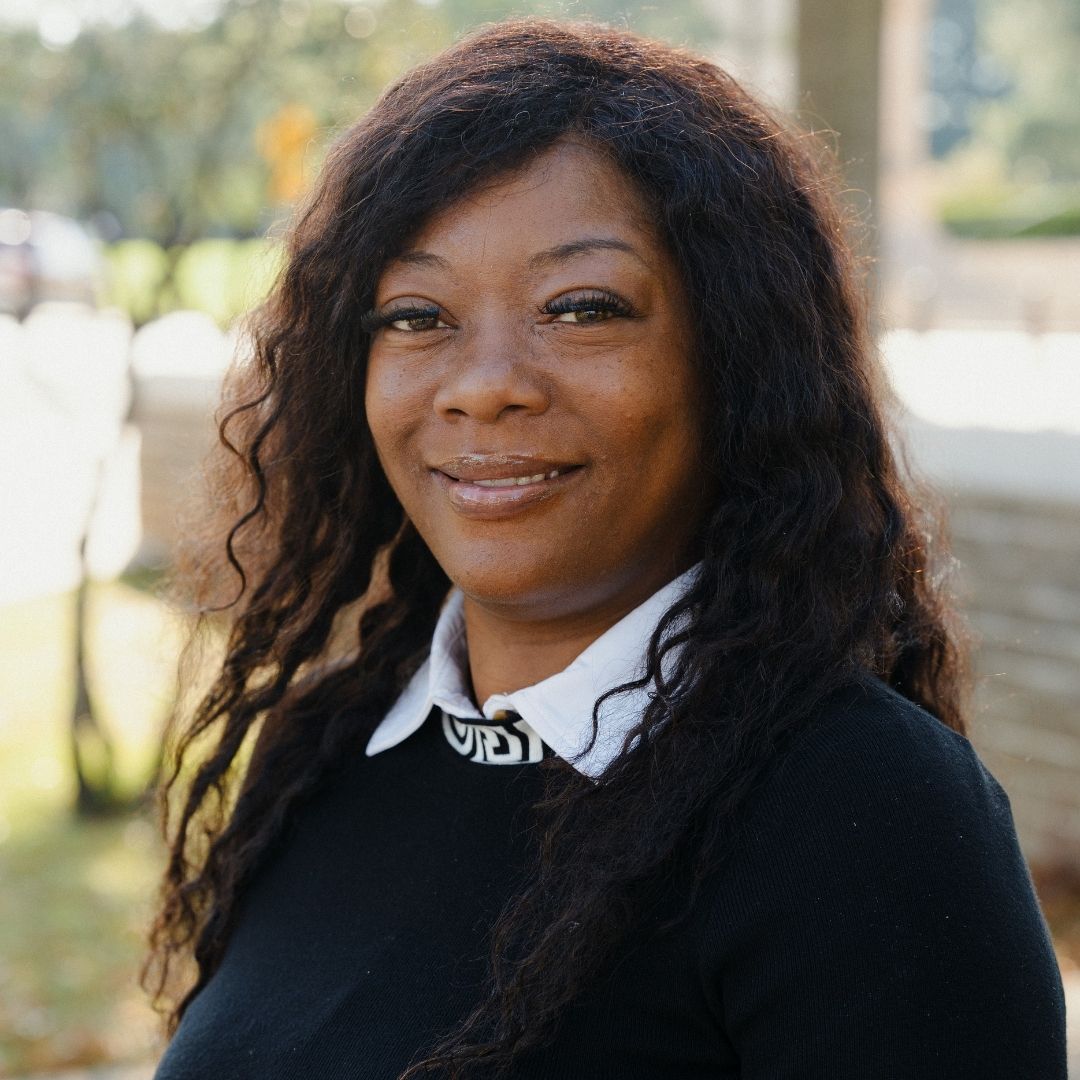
[145,18,969,1077]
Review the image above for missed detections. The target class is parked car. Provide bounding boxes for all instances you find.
[0,208,103,318]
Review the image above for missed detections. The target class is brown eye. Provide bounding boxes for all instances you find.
[553,307,616,324]
[390,313,448,332]
[362,304,449,334]
[545,289,635,324]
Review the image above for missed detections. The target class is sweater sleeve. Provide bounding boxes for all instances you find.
[698,681,1068,1079]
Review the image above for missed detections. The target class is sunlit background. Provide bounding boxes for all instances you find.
[0,0,1077,1075]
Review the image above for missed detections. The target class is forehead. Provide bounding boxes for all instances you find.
[383,139,661,275]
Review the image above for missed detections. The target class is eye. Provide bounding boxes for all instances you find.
[390,311,449,332]
[544,289,636,324]
[360,305,450,334]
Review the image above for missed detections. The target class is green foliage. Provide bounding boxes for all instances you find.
[173,238,284,326]
[972,0,1080,184]
[1015,206,1080,238]
[937,0,1080,238]
[104,240,171,327]
[940,181,1080,239]
[0,0,720,247]
[0,584,182,1073]
[0,813,163,1073]
[1,0,718,319]
[0,585,177,825]
[104,237,283,326]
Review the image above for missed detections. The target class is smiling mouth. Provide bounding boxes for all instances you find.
[431,456,584,518]
[435,453,582,483]
[449,467,566,487]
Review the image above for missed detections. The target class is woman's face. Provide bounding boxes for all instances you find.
[365,140,710,622]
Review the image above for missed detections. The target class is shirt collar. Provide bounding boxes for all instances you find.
[364,564,700,778]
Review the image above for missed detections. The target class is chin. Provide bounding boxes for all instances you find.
[438,554,592,618]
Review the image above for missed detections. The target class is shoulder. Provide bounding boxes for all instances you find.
[742,675,1011,846]
[696,675,1067,1078]
[725,675,1032,924]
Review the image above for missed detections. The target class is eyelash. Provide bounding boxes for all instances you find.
[543,289,636,322]
[360,305,441,334]
[360,289,637,334]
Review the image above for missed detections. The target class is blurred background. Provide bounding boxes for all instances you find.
[0,0,1077,1075]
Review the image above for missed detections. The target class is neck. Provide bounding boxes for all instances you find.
[460,563,694,705]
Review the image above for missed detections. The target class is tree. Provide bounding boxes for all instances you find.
[0,0,721,247]
[969,0,1080,183]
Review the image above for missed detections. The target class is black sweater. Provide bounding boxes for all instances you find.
[154,678,1067,1078]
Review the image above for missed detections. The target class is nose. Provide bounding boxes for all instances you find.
[433,319,549,423]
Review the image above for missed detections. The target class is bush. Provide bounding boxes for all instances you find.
[173,238,284,325]
[103,240,171,327]
[940,184,1080,240]
[103,237,284,327]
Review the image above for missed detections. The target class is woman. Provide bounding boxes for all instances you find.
[147,18,1067,1079]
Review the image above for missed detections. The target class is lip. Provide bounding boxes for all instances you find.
[431,453,584,519]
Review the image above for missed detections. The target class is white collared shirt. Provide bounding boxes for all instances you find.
[365,564,700,778]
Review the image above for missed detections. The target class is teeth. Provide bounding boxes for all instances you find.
[472,469,560,488]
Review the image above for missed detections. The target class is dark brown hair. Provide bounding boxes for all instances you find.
[146,18,968,1077]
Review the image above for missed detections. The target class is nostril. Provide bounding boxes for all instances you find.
[432,359,550,423]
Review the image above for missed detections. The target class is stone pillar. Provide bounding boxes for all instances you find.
[796,0,885,258]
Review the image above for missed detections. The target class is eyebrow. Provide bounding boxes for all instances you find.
[386,236,648,273]
[527,237,645,269]
[390,250,450,270]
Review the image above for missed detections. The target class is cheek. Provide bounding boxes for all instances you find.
[595,360,700,469]
[608,410,698,490]
[364,359,427,478]
[605,394,705,527]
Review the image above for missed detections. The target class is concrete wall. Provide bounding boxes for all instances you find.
[130,374,219,566]
[952,492,1080,868]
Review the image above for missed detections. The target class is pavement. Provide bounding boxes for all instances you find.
[9,1066,153,1080]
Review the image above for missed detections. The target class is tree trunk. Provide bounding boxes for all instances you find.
[69,462,122,818]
